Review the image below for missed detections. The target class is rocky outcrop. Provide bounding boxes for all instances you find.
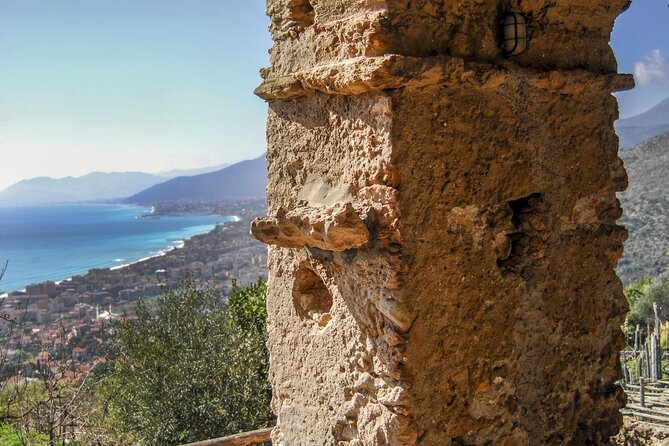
[253,1,632,444]
[612,417,669,446]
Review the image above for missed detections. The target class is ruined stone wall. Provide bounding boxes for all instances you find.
[253,1,633,444]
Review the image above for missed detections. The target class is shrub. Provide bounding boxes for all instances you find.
[98,278,271,445]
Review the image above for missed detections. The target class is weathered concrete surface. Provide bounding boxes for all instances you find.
[254,1,633,444]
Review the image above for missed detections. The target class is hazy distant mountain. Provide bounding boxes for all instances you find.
[153,163,230,178]
[0,172,165,206]
[126,155,266,204]
[617,131,669,284]
[616,98,669,149]
[0,162,234,207]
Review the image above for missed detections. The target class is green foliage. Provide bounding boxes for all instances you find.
[0,380,45,418]
[0,424,47,446]
[98,278,271,446]
[227,279,267,334]
[624,275,653,308]
[624,275,669,340]
[661,321,669,351]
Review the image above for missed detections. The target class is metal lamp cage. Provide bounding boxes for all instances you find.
[501,13,528,56]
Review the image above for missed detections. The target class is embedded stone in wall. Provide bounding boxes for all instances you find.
[250,202,369,251]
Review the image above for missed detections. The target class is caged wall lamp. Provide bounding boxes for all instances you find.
[501,12,528,56]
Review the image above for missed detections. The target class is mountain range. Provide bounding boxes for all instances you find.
[0,162,238,207]
[615,98,669,149]
[0,172,165,207]
[152,163,230,178]
[125,155,266,204]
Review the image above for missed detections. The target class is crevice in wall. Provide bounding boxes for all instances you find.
[497,193,544,275]
[293,264,333,327]
[288,0,315,30]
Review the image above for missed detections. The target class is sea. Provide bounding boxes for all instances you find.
[0,204,234,294]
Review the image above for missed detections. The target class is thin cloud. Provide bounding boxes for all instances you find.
[634,49,669,86]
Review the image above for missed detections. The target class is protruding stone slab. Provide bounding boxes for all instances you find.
[250,202,369,251]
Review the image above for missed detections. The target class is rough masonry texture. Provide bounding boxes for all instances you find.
[252,1,634,444]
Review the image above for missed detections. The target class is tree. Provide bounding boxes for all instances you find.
[1,325,109,446]
[624,275,653,309]
[624,275,669,341]
[98,278,271,445]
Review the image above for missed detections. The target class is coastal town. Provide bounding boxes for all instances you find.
[0,199,268,378]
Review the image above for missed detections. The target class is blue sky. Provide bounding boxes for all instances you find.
[0,0,271,189]
[612,0,669,118]
[0,1,666,190]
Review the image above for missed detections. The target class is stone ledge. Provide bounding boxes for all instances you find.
[255,54,634,101]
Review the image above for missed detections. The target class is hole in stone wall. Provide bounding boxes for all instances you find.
[289,0,315,29]
[293,265,333,327]
[508,193,539,226]
[497,193,543,275]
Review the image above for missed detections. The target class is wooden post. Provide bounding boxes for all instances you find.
[651,334,658,381]
[642,348,649,378]
[180,427,273,446]
[657,335,660,380]
[640,377,645,407]
[635,325,640,353]
[654,302,663,379]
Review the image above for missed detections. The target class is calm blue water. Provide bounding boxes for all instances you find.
[0,204,232,293]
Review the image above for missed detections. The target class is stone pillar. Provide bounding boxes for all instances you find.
[253,1,633,444]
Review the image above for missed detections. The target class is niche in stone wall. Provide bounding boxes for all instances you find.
[288,0,315,29]
[293,264,333,327]
[497,193,544,275]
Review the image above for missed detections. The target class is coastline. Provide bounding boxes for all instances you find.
[1,200,267,297]
[0,203,239,298]
[5,223,209,298]
[109,239,187,271]
[3,213,265,302]
[0,216,193,298]
[2,239,189,296]
[5,224,226,295]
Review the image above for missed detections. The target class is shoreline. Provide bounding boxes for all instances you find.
[4,230,208,296]
[109,239,186,272]
[3,215,238,295]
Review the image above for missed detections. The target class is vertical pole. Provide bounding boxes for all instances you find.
[640,377,645,407]
[654,302,660,339]
[651,334,658,381]
[621,351,627,385]
[643,348,648,378]
[655,303,662,380]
